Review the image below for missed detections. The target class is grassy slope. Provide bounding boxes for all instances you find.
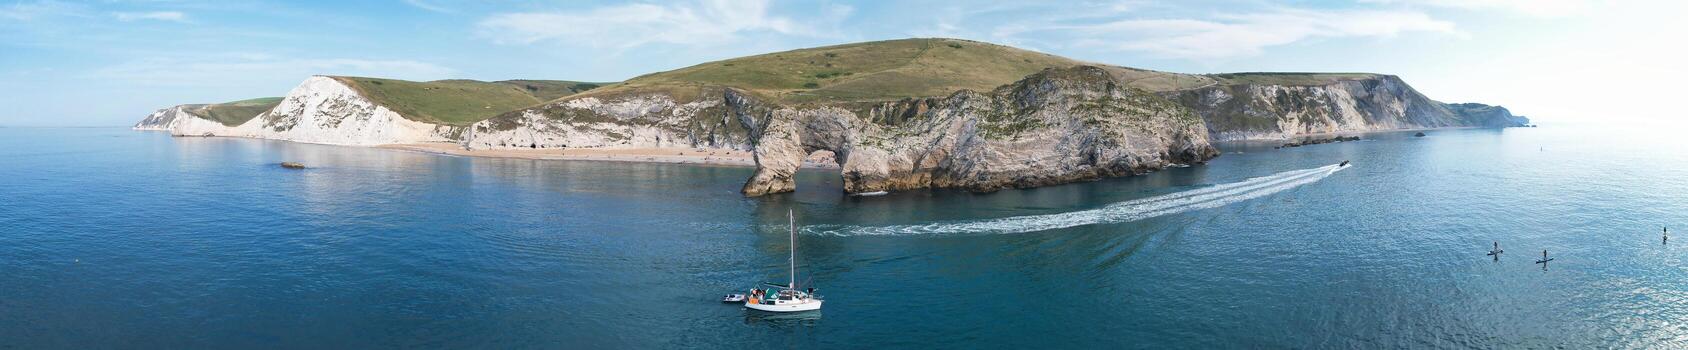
[586,38,1213,105]
[308,39,1391,127]
[1207,73,1383,86]
[184,97,284,126]
[331,77,605,126]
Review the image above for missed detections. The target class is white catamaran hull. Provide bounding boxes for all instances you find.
[745,300,823,312]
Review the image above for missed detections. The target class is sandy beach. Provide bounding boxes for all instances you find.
[379,143,840,169]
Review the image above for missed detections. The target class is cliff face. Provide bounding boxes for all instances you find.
[141,76,459,145]
[1446,102,1530,127]
[459,66,1218,196]
[463,90,753,151]
[236,76,458,145]
[132,105,198,131]
[1167,75,1528,141]
[738,66,1216,195]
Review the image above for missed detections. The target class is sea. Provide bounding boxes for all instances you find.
[3,123,1687,348]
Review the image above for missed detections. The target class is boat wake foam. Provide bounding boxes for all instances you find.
[806,163,1348,236]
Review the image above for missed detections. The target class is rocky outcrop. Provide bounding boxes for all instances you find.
[1167,75,1528,141]
[734,66,1217,195]
[1277,136,1360,149]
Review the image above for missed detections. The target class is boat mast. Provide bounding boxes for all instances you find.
[789,209,796,290]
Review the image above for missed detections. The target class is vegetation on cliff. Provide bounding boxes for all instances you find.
[331,77,607,126]
[1207,73,1383,86]
[584,38,1212,105]
[182,97,283,126]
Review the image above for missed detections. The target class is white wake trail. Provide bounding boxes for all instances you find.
[808,164,1348,236]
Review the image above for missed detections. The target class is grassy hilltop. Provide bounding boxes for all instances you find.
[1207,72,1384,86]
[587,38,1216,104]
[330,77,606,126]
[181,38,1406,127]
[184,97,284,126]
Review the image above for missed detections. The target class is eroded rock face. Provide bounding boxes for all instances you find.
[141,76,459,145]
[462,92,753,151]
[1167,75,1528,141]
[241,77,458,145]
[735,66,1219,196]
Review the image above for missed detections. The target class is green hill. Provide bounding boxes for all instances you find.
[330,77,606,126]
[586,38,1214,104]
[184,97,283,126]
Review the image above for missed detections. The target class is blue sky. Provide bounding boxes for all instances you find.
[1,0,1682,126]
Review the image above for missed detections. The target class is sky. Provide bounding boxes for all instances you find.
[0,0,1682,127]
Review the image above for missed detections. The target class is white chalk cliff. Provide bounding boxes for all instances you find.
[135,76,458,146]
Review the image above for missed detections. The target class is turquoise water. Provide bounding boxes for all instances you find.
[3,125,1688,348]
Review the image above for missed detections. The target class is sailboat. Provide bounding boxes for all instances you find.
[745,209,824,312]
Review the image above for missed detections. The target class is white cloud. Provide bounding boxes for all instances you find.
[476,0,848,50]
[1032,9,1458,59]
[403,0,453,14]
[1361,0,1593,18]
[87,55,456,88]
[0,1,86,21]
[113,11,186,22]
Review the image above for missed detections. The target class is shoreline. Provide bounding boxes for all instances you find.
[378,143,842,169]
[1216,126,1496,144]
[146,125,1521,168]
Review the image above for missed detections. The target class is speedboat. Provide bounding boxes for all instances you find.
[722,294,746,303]
[745,209,823,313]
[851,191,889,197]
[1339,160,1350,167]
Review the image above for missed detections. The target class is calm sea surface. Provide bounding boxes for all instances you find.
[4,124,1688,348]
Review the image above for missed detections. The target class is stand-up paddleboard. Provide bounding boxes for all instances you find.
[1535,258,1554,264]
[1487,250,1504,256]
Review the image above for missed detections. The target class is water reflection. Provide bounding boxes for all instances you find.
[743,310,823,326]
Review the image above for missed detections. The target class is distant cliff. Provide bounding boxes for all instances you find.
[132,105,194,131]
[134,77,599,146]
[1167,74,1528,141]
[132,97,281,132]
